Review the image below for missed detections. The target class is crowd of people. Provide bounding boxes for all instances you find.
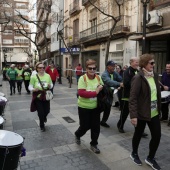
[3,54,170,170]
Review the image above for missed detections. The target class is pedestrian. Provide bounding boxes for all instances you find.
[56,64,62,84]
[45,61,59,94]
[117,57,139,133]
[160,61,170,123]
[75,64,83,83]
[100,60,123,128]
[16,65,23,94]
[75,59,103,154]
[22,65,31,94]
[67,64,72,84]
[129,54,161,170]
[29,62,53,132]
[6,64,18,95]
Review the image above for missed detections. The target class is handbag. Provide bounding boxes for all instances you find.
[36,74,53,101]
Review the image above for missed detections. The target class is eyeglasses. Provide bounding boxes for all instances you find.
[148,62,155,65]
[88,67,96,70]
[37,67,45,69]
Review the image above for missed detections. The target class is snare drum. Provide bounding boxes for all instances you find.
[161,91,170,103]
[0,116,4,129]
[0,130,24,170]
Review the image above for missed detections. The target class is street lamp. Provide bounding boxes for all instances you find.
[3,49,7,66]
[34,50,37,65]
[141,0,150,54]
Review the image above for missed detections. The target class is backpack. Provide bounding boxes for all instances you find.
[77,74,112,113]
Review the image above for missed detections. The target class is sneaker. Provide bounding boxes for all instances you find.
[75,135,81,145]
[145,157,161,170]
[100,122,110,128]
[130,153,142,166]
[90,145,100,154]
[41,127,46,132]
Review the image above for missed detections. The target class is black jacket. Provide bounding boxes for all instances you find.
[122,66,139,99]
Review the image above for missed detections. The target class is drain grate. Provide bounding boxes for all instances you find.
[62,116,75,123]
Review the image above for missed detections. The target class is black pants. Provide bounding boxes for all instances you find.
[117,100,129,129]
[161,102,169,120]
[51,81,56,94]
[17,80,23,93]
[132,115,161,159]
[75,107,100,146]
[35,99,50,128]
[101,105,111,123]
[9,80,16,94]
[24,80,30,93]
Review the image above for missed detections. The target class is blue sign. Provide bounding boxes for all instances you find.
[60,48,80,53]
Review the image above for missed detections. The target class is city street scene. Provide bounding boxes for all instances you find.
[0,0,170,170]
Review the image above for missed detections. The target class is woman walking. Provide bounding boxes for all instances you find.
[6,64,18,95]
[75,59,103,154]
[129,54,161,170]
[16,65,23,94]
[29,62,53,132]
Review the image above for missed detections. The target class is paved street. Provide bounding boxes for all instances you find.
[0,77,170,170]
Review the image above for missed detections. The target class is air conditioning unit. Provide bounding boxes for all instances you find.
[146,10,163,27]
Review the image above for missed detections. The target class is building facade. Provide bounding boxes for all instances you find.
[0,0,31,67]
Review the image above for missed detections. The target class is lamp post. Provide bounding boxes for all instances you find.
[34,50,37,65]
[141,0,150,54]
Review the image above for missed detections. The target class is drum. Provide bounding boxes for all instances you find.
[0,116,4,129]
[0,130,24,170]
[0,96,7,116]
[0,92,5,97]
[161,91,170,103]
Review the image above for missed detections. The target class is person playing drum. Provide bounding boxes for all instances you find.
[160,61,170,124]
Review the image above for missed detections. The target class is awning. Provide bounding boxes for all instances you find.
[129,29,170,41]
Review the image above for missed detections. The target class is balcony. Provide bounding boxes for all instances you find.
[80,15,130,43]
[82,0,96,6]
[67,34,80,47]
[69,0,80,16]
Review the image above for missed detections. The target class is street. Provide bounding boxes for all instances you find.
[0,77,170,170]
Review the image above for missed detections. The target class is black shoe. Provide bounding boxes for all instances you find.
[118,128,125,133]
[142,132,148,138]
[113,102,120,107]
[75,135,81,145]
[41,127,46,132]
[130,153,142,166]
[10,93,12,96]
[90,145,100,154]
[145,157,161,170]
[44,118,47,123]
[100,122,110,128]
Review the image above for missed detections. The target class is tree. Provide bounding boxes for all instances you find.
[88,0,124,65]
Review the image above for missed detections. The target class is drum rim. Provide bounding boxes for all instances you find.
[0,130,24,147]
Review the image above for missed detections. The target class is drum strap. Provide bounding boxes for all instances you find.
[2,147,9,170]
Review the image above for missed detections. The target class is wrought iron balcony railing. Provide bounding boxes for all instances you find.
[82,0,97,6]
[69,0,80,15]
[80,15,130,42]
[67,34,80,46]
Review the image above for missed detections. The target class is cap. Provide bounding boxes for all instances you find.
[24,65,29,68]
[10,64,15,68]
[106,60,115,66]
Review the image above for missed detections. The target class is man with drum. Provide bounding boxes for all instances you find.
[160,61,170,124]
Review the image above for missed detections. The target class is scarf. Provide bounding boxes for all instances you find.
[142,68,154,78]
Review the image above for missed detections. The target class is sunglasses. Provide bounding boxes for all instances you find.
[88,67,96,70]
[37,67,45,69]
[148,62,155,65]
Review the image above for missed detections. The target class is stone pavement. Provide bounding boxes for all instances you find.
[0,76,170,170]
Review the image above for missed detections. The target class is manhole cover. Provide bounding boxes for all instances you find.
[62,116,75,123]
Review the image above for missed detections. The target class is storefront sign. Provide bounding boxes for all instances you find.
[60,48,80,54]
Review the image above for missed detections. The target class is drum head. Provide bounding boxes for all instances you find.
[161,91,170,98]
[0,92,5,97]
[0,116,4,124]
[0,96,7,102]
[0,130,23,147]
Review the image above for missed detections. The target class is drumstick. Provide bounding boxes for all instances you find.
[159,81,164,87]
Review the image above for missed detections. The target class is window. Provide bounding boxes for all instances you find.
[65,25,68,38]
[91,18,97,34]
[14,38,29,43]
[3,30,13,35]
[3,39,13,44]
